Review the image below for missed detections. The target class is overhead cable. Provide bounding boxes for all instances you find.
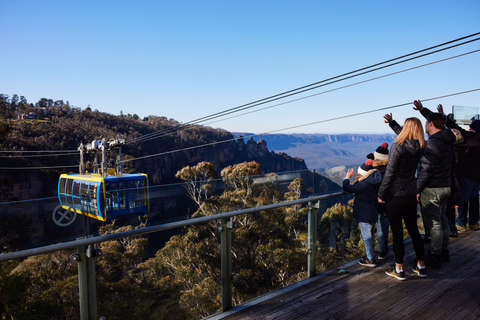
[127,33,480,144]
[123,88,480,163]
[204,49,480,125]
[0,165,78,170]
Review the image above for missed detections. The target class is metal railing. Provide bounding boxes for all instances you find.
[0,190,347,320]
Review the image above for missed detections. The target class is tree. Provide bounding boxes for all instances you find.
[221,161,262,204]
[175,161,217,208]
[285,177,305,201]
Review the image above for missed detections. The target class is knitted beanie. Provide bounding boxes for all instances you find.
[374,142,389,161]
[470,120,480,132]
[358,159,374,176]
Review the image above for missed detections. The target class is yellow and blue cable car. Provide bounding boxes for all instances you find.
[58,172,150,221]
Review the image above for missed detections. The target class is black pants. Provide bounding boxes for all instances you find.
[386,195,425,264]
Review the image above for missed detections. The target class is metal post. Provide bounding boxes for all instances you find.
[307,201,318,278]
[220,218,233,311]
[74,245,99,320]
[79,143,84,174]
[86,246,98,319]
[101,139,107,177]
[76,246,89,320]
[117,145,123,176]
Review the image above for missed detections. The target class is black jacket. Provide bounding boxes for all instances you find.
[378,139,424,199]
[416,128,456,193]
[420,108,480,182]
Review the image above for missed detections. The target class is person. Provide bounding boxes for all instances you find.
[414,103,463,238]
[442,115,480,232]
[372,142,390,260]
[343,159,383,267]
[378,116,426,280]
[413,100,456,268]
[418,104,480,234]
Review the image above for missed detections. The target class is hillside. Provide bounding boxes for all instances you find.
[233,133,397,169]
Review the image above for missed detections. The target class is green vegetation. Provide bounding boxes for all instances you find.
[0,160,378,320]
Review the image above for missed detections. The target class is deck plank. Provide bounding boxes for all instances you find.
[210,230,480,320]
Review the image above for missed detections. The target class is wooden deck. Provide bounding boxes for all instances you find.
[210,229,480,320]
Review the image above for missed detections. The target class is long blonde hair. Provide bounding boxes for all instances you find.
[394,117,426,148]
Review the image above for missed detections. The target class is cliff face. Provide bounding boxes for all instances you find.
[134,135,307,186]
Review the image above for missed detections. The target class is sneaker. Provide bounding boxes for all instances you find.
[359,257,377,267]
[385,268,406,280]
[412,265,427,278]
[377,252,387,260]
[456,225,467,232]
[469,224,479,231]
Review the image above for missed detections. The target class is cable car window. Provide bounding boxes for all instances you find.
[110,182,118,210]
[66,179,74,205]
[59,178,67,204]
[118,182,126,209]
[128,181,136,208]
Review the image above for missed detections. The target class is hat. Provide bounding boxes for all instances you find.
[366,153,374,160]
[374,142,389,161]
[358,159,373,176]
[470,120,480,132]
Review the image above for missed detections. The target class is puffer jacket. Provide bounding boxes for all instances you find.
[378,140,424,199]
[420,108,480,182]
[372,159,388,212]
[416,128,456,193]
[343,169,383,224]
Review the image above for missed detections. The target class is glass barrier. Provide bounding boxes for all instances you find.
[0,164,426,319]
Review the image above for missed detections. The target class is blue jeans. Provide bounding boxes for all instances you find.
[455,177,480,227]
[377,212,389,253]
[360,222,375,261]
[421,187,450,255]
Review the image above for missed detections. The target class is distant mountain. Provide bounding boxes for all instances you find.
[232,133,397,169]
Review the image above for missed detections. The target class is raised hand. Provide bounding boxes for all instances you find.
[383,113,393,123]
[437,104,444,114]
[413,100,423,111]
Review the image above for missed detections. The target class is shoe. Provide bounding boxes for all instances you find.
[469,224,479,231]
[359,257,377,267]
[377,252,387,260]
[412,265,427,278]
[385,268,406,280]
[449,231,458,238]
[456,225,467,232]
[441,250,450,263]
[425,253,442,268]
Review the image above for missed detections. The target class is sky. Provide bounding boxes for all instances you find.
[1,0,479,134]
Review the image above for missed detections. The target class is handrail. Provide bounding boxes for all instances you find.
[0,191,347,262]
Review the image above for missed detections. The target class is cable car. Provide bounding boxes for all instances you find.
[54,138,149,225]
[58,171,150,221]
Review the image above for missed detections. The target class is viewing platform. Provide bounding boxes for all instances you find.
[211,229,480,320]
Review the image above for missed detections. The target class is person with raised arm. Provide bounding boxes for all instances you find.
[379,115,427,280]
[412,100,456,268]
[414,101,480,234]
[343,159,383,267]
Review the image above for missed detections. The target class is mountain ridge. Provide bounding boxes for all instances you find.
[232,132,397,169]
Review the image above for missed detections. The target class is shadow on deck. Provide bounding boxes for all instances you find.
[210,229,480,320]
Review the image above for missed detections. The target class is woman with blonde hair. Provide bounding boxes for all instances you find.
[378,115,426,280]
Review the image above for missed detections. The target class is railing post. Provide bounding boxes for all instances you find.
[220,217,233,311]
[307,201,319,278]
[71,244,102,320]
